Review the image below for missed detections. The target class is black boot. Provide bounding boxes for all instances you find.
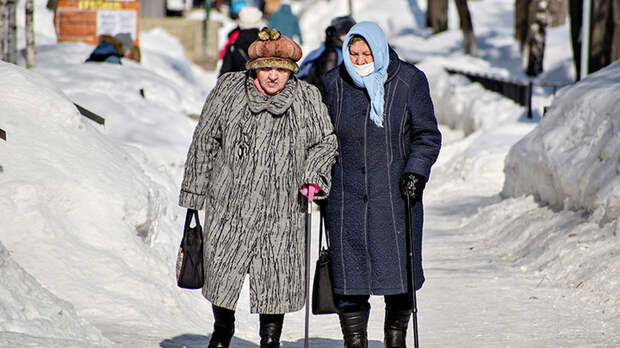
[259,313,284,348]
[338,310,368,348]
[384,307,412,348]
[208,305,235,348]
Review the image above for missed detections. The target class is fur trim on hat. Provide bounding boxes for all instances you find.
[246,57,300,74]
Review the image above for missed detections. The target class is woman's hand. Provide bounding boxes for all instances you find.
[399,173,426,201]
[301,183,322,202]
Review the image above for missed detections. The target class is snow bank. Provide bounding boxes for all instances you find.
[0,62,209,340]
[0,242,111,347]
[502,60,620,227]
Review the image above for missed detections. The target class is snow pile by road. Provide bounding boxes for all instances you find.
[0,61,210,344]
[0,242,111,347]
[503,60,620,226]
[441,61,620,313]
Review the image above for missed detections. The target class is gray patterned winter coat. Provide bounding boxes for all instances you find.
[179,71,338,314]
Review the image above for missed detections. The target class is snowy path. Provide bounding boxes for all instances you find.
[418,190,618,347]
[146,169,618,347]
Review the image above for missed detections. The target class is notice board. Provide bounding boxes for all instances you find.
[54,0,141,46]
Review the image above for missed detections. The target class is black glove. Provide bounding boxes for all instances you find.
[399,173,426,201]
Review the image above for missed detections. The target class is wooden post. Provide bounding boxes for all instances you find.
[25,0,35,68]
[1,0,7,61]
[6,0,15,64]
[455,0,478,56]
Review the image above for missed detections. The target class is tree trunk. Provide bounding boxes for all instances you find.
[427,0,449,34]
[612,0,620,61]
[46,0,58,11]
[569,0,583,79]
[515,0,532,51]
[589,0,613,73]
[549,0,568,27]
[6,0,15,64]
[25,0,35,68]
[455,0,478,56]
[1,0,7,61]
[526,0,548,76]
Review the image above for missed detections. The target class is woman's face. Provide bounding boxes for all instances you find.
[349,39,374,65]
[256,67,291,95]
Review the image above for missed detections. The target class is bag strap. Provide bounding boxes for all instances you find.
[185,209,200,228]
[318,208,329,251]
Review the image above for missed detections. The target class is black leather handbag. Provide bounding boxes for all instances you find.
[312,213,339,314]
[176,209,204,289]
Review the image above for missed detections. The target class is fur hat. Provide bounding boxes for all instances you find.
[246,28,303,74]
[330,15,356,37]
[238,6,263,30]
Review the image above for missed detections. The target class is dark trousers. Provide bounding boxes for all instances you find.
[337,293,413,317]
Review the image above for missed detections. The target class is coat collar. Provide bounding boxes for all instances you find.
[245,73,299,115]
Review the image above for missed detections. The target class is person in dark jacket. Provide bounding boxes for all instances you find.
[322,22,441,348]
[219,6,263,76]
[266,2,302,45]
[297,15,356,96]
[85,33,141,64]
[85,34,125,64]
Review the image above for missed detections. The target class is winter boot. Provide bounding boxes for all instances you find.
[259,313,284,348]
[384,307,412,348]
[338,310,368,348]
[208,305,235,348]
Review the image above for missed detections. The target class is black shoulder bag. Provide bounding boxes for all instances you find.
[311,211,339,314]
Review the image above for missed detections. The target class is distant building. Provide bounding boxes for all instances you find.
[140,0,166,18]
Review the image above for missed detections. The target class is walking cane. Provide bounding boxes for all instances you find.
[304,199,312,348]
[405,196,420,348]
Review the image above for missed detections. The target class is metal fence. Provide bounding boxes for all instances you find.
[444,67,572,118]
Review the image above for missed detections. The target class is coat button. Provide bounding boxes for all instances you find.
[361,167,366,174]
[363,195,368,203]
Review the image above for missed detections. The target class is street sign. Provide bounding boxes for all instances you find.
[54,0,141,47]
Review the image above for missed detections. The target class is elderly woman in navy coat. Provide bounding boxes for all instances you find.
[322,22,441,348]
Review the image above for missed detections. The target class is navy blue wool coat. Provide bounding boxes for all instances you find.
[322,48,441,295]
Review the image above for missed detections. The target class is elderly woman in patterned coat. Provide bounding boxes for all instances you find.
[322,22,441,348]
[179,28,338,348]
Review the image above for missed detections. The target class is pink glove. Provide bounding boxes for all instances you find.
[301,184,322,202]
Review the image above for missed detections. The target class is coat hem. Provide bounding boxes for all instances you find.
[333,286,421,296]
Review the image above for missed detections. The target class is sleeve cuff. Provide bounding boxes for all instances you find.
[178,190,205,210]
